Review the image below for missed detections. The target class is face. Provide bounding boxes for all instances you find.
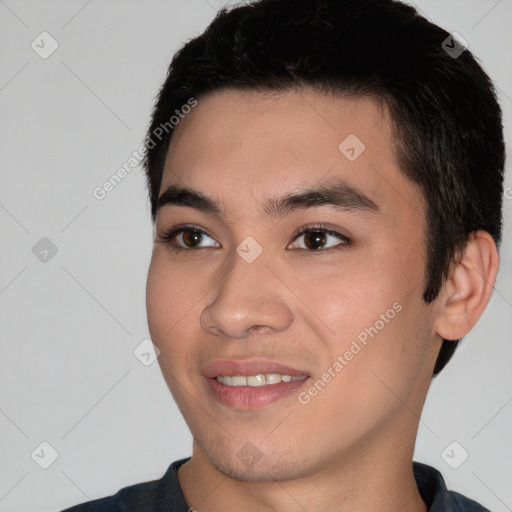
[146,88,441,482]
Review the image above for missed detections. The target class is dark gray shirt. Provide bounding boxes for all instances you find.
[59,458,491,511]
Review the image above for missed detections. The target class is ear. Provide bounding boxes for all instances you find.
[434,230,499,341]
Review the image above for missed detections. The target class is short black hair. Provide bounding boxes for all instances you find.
[143,0,505,375]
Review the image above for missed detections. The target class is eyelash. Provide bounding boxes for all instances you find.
[156,223,352,254]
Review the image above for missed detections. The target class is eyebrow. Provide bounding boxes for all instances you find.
[156,178,380,219]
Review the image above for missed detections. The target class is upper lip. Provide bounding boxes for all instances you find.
[202,359,310,378]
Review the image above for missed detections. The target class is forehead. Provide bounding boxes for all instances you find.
[161,88,425,225]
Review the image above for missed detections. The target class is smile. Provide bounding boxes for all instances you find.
[203,359,311,408]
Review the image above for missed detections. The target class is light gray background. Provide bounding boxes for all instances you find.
[0,1,511,511]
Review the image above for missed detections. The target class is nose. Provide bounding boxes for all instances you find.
[199,250,293,340]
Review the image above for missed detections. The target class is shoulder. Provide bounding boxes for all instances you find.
[413,461,492,512]
[448,490,493,512]
[59,496,118,512]
[58,458,191,512]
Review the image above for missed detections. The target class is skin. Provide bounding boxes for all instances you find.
[145,88,498,512]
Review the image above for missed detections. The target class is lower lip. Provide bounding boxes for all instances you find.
[206,377,309,409]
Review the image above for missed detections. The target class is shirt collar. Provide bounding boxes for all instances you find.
[413,461,489,511]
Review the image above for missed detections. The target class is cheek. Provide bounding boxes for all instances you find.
[146,259,196,408]
[146,262,171,345]
[146,254,199,339]
[292,261,399,345]
[348,294,433,422]
[301,250,430,400]
[146,256,192,366]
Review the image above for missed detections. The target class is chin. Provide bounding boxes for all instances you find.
[203,443,314,483]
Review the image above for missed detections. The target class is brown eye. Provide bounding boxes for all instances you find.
[181,230,204,248]
[289,225,351,251]
[157,226,220,253]
[303,231,327,250]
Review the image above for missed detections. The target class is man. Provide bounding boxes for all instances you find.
[61,0,505,510]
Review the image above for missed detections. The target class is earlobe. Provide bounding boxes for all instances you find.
[434,230,499,341]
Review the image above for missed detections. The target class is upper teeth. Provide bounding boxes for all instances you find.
[216,374,306,387]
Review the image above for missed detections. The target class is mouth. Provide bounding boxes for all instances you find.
[202,360,310,409]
